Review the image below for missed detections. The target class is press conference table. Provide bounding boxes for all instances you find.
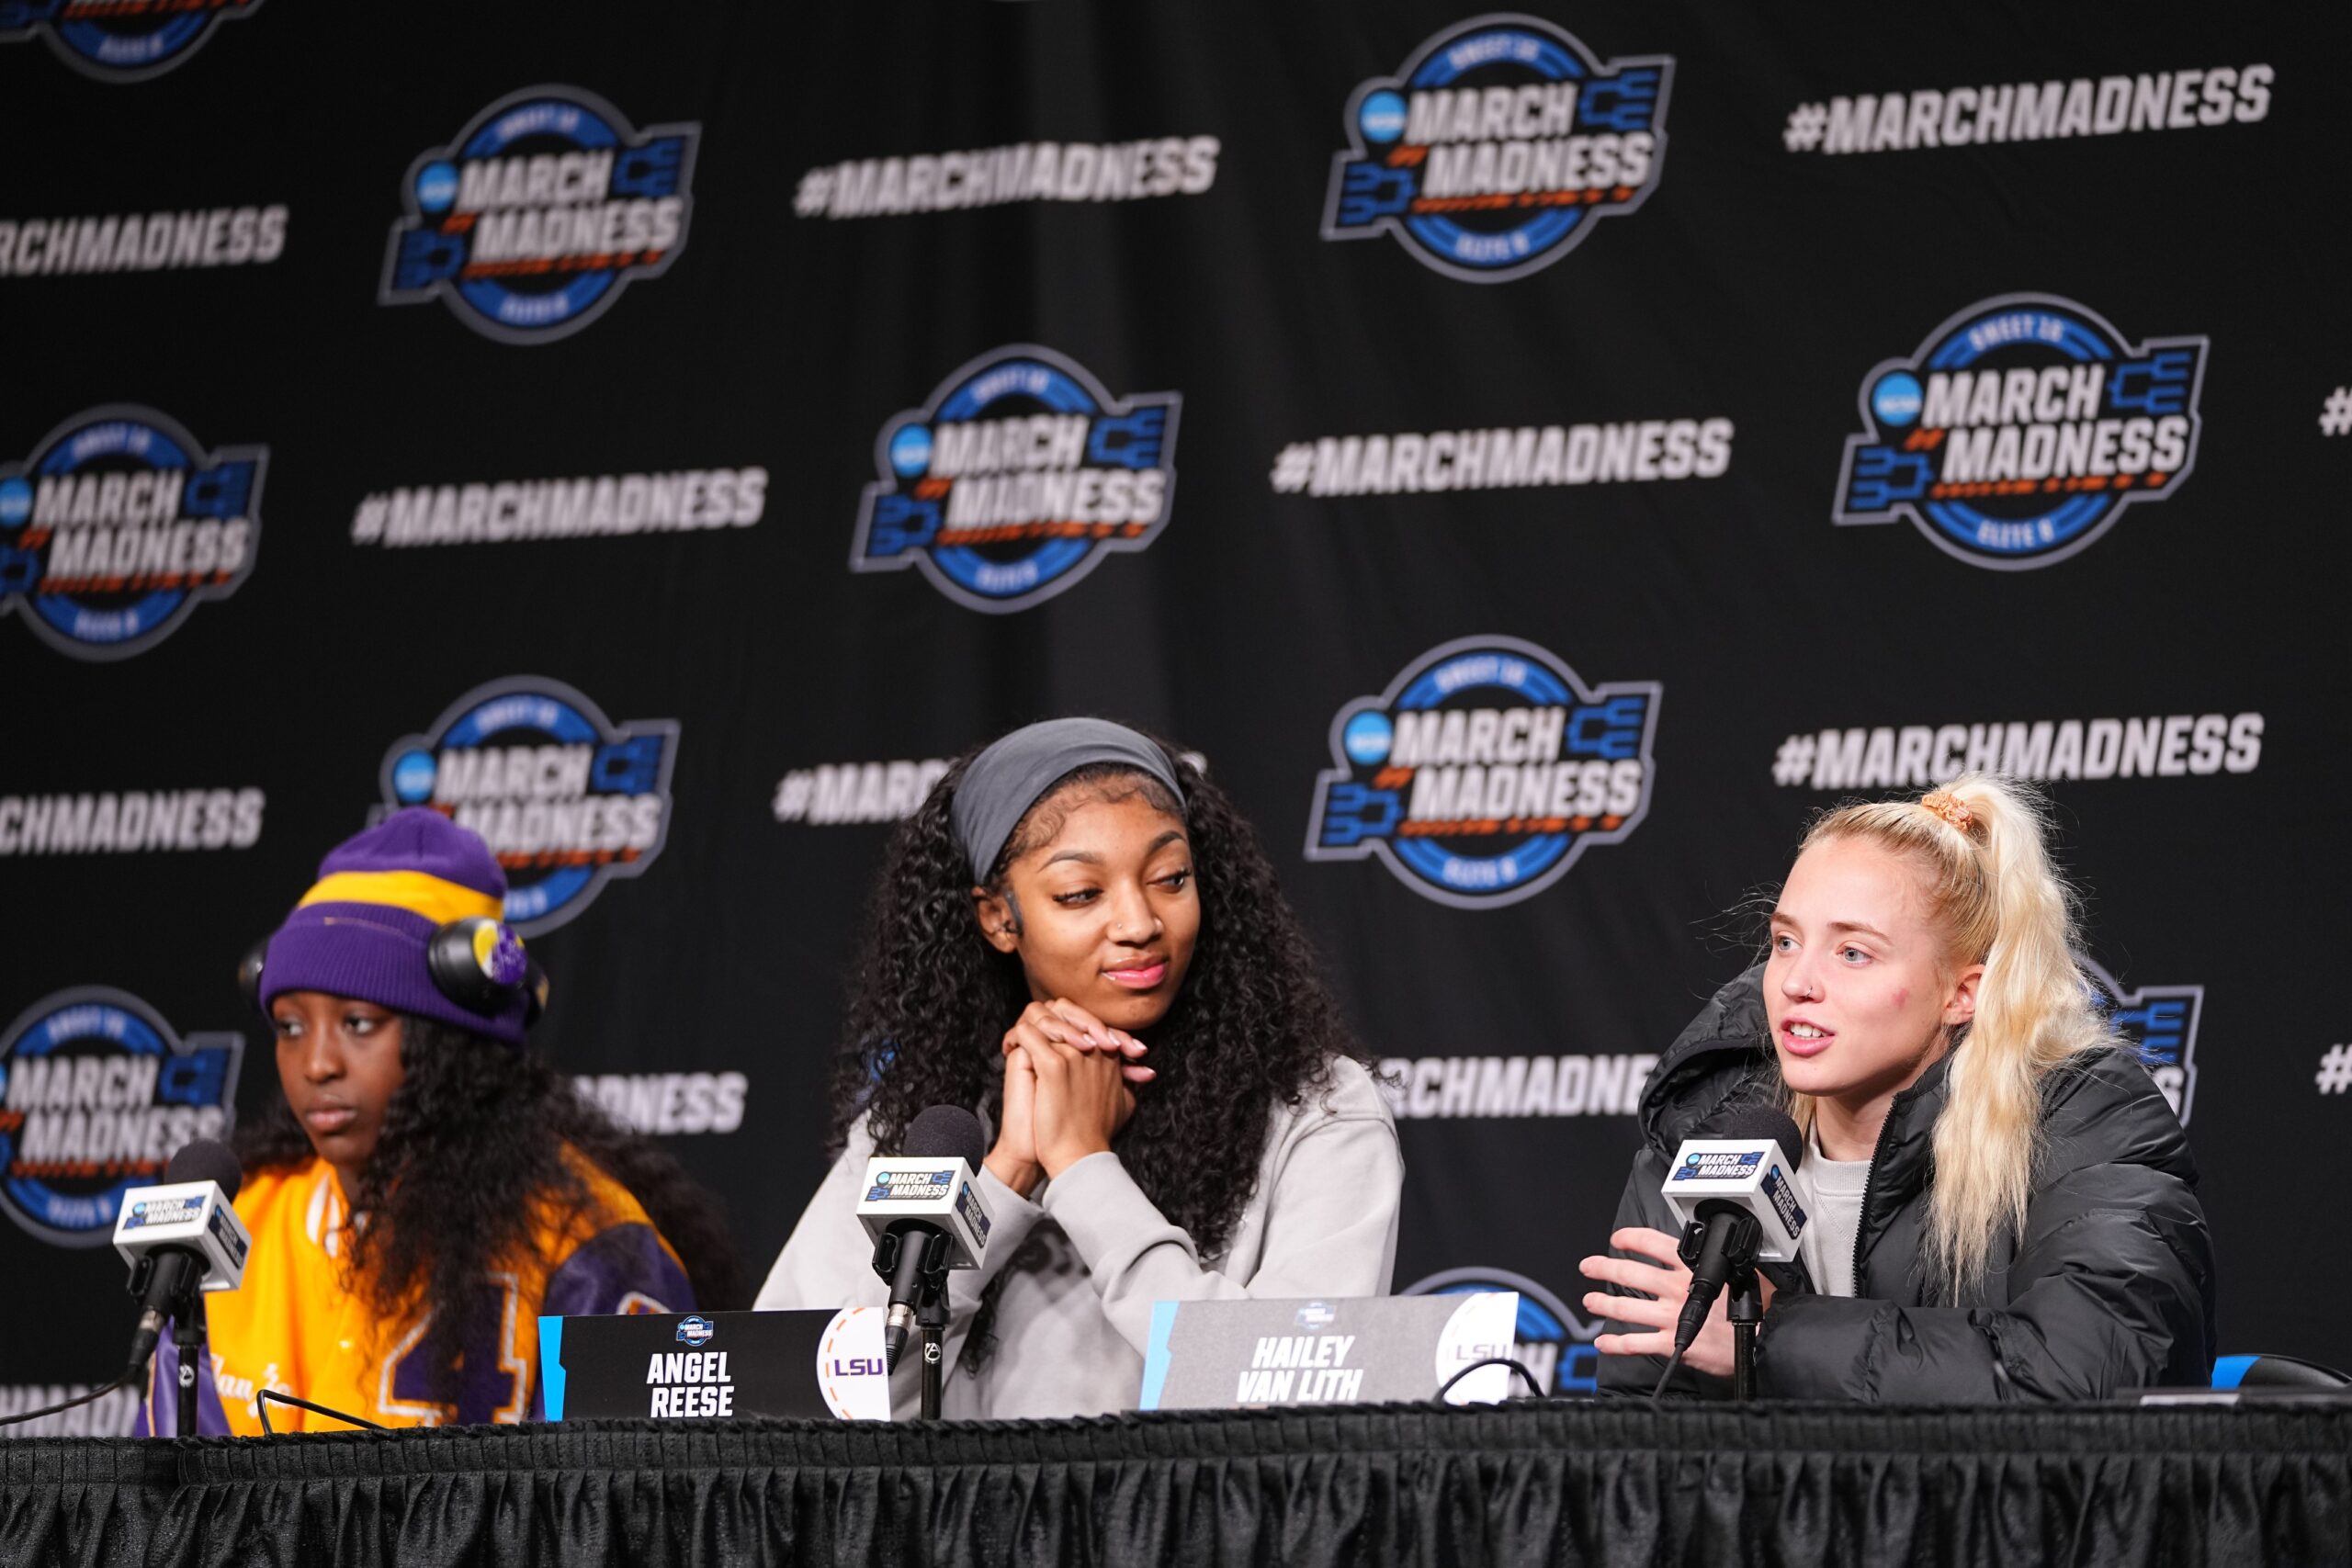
[7,1399,2348,1567]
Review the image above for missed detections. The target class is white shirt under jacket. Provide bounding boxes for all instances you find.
[754,1055,1404,1420]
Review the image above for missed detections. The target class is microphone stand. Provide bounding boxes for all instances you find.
[1677,1205,1765,1403]
[876,1224,956,1419]
[127,1247,208,1438]
[174,1282,206,1438]
[916,1289,947,1420]
[1725,1262,1762,1403]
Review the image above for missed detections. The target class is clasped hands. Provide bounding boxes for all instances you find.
[983,999,1155,1199]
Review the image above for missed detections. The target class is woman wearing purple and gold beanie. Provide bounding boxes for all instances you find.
[135,808,743,1435]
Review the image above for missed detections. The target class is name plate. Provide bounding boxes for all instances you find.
[538,1307,890,1422]
[1139,1292,1519,1410]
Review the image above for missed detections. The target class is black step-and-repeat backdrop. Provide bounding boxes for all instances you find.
[6,2,2347,1431]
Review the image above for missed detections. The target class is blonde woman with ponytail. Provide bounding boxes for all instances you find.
[1580,774,2214,1400]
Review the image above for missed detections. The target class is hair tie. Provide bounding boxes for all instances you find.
[1919,789,1975,834]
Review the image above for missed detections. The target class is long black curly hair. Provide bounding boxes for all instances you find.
[828,732,1367,1303]
[236,1019,747,1404]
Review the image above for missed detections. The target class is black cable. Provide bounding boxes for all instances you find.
[1437,1357,1546,1400]
[0,1370,135,1430]
[1651,1346,1688,1400]
[256,1388,388,1435]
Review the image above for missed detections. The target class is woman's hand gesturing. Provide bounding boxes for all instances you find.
[1577,1227,1772,1381]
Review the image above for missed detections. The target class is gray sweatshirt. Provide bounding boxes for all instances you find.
[753,1055,1403,1419]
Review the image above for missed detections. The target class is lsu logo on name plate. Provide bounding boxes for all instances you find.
[0,987,243,1247]
[379,677,678,934]
[1,405,265,660]
[1404,1268,1600,1395]
[381,86,699,344]
[1306,636,1658,908]
[2080,954,2204,1125]
[1322,13,1672,282]
[0,0,259,81]
[853,344,1180,613]
[1835,293,2208,569]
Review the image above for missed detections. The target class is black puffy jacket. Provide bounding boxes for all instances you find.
[1596,965,2216,1401]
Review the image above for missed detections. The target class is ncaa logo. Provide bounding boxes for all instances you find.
[1405,1267,1599,1395]
[1323,13,1673,282]
[2080,954,2205,1124]
[0,405,266,660]
[382,86,699,344]
[0,987,243,1247]
[1836,293,2208,569]
[0,0,259,81]
[378,676,679,934]
[675,1315,715,1347]
[854,344,1180,613]
[1306,636,1658,908]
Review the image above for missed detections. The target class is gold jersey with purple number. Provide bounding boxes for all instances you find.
[139,1150,691,1435]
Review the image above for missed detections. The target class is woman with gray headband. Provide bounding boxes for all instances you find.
[757,717,1403,1418]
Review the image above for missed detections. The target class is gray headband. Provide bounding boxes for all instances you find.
[952,717,1187,883]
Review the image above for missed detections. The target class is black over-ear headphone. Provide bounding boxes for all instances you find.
[238,915,549,1026]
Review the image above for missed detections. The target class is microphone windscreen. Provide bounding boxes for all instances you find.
[902,1104,988,1169]
[164,1137,243,1201]
[1705,1105,1807,1173]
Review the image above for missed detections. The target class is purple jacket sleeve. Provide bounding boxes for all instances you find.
[528,1222,695,1420]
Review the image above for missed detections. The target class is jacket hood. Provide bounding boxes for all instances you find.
[1636,963,1780,1154]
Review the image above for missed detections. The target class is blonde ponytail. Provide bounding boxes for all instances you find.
[1792,773,2114,1297]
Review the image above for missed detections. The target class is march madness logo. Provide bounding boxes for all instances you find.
[379,677,678,934]
[1404,1268,1599,1395]
[0,0,259,81]
[853,344,1180,613]
[1306,636,1657,908]
[865,1169,955,1202]
[1322,14,1671,282]
[2081,954,2204,1124]
[1,405,265,660]
[381,86,699,344]
[1672,1150,1764,1180]
[1835,293,2208,569]
[0,988,243,1247]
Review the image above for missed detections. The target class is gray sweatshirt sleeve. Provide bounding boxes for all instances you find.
[753,1116,1049,1397]
[1041,1060,1404,1357]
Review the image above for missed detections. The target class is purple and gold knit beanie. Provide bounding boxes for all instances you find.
[256,807,529,1046]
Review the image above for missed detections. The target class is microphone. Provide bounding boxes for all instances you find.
[856,1105,992,1371]
[1657,1106,1807,1359]
[114,1138,251,1381]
